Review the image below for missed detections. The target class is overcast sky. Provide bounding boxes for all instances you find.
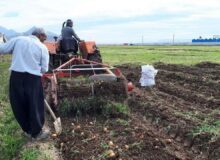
[0,0,220,43]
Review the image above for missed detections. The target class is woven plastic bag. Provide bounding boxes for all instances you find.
[139,65,158,86]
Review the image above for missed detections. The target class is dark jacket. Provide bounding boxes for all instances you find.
[61,27,81,41]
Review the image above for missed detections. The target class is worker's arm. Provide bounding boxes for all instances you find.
[71,28,81,42]
[40,46,49,73]
[0,38,17,54]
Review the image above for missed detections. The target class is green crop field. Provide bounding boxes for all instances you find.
[100,45,220,65]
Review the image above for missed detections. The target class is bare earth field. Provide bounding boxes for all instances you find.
[53,62,220,160]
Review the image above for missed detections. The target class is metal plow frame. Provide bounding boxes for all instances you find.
[42,57,124,107]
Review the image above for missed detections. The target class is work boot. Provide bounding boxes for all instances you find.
[32,130,50,141]
[22,132,32,139]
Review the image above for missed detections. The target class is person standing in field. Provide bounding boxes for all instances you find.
[0,28,50,140]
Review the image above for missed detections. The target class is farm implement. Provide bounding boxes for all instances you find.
[43,40,131,110]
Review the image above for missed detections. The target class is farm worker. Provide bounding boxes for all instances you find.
[0,28,50,140]
[61,19,83,55]
[62,19,82,42]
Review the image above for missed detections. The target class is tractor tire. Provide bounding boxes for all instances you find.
[87,51,102,63]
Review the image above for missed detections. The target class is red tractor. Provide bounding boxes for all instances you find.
[44,39,102,70]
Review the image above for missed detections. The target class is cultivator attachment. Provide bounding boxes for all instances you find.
[42,57,128,110]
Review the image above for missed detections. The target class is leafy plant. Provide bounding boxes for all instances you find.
[59,97,106,116]
[59,98,72,116]
[59,97,129,118]
[103,102,129,117]
[191,109,220,140]
[20,148,40,160]
[193,120,220,139]
[0,105,25,160]
[100,142,109,149]
[116,118,129,126]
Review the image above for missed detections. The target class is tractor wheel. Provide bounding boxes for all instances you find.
[88,51,102,63]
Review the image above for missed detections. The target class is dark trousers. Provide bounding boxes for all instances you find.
[9,71,45,137]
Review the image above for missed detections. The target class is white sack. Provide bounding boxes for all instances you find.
[139,65,158,86]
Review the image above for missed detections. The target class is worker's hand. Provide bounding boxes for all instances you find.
[68,53,71,58]
[68,53,73,58]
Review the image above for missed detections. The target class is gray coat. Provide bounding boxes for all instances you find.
[61,27,81,41]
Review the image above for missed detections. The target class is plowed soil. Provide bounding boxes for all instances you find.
[54,62,220,160]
